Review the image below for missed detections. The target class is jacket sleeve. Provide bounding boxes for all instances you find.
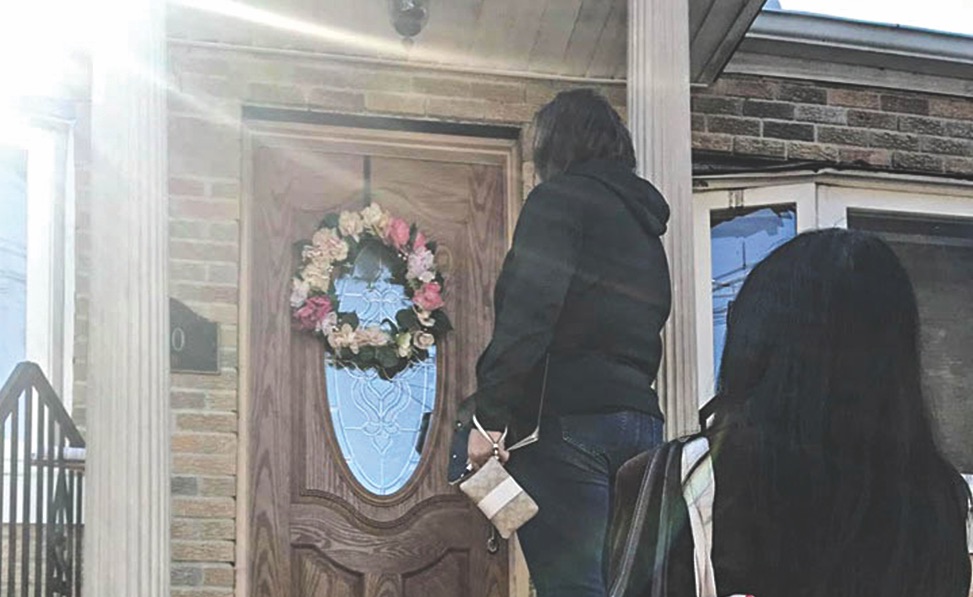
[470,181,584,430]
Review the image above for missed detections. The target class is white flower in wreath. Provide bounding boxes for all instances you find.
[328,323,360,354]
[302,263,331,293]
[315,311,338,335]
[413,331,435,350]
[415,307,435,328]
[338,210,365,241]
[361,203,391,236]
[356,326,391,348]
[406,247,436,283]
[290,278,310,308]
[395,332,413,358]
[313,228,350,262]
[302,244,331,269]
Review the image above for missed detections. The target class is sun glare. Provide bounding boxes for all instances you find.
[169,0,409,58]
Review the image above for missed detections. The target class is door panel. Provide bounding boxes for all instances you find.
[248,124,514,597]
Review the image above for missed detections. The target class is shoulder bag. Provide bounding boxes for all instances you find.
[610,436,752,597]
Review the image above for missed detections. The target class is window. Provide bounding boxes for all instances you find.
[325,249,437,496]
[694,175,973,475]
[0,119,74,404]
[693,183,815,404]
[820,185,973,473]
[0,147,28,385]
[0,117,75,526]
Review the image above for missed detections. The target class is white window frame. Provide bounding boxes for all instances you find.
[692,182,817,407]
[818,184,973,230]
[693,171,973,503]
[0,116,75,525]
[0,117,75,405]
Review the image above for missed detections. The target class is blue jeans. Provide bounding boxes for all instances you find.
[506,411,664,597]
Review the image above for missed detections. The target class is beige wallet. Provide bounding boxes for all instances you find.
[459,418,539,539]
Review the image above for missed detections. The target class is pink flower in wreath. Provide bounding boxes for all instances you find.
[413,282,444,312]
[406,247,435,282]
[294,295,333,331]
[385,217,411,250]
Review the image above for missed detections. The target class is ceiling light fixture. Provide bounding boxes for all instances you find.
[388,0,429,43]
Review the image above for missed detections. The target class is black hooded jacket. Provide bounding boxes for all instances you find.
[471,159,672,431]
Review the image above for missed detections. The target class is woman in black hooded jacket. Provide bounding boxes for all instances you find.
[465,89,673,597]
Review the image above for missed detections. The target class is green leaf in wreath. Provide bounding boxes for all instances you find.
[321,213,340,229]
[381,318,400,335]
[430,310,453,334]
[338,312,360,329]
[396,308,419,330]
[358,346,376,363]
[378,360,405,381]
[354,240,384,282]
[292,242,310,268]
[376,346,400,369]
[345,236,360,257]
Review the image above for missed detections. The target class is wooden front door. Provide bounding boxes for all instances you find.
[244,121,519,597]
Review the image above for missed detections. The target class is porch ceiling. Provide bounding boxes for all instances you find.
[168,0,764,83]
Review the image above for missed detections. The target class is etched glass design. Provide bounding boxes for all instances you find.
[325,250,437,496]
[0,148,28,383]
[710,205,797,384]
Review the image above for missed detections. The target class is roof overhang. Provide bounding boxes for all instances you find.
[724,11,973,97]
[690,0,769,85]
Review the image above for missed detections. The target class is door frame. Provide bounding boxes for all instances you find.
[236,116,526,597]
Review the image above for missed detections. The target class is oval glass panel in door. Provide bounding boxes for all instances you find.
[324,248,437,496]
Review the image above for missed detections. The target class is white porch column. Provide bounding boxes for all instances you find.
[629,0,699,437]
[85,0,170,592]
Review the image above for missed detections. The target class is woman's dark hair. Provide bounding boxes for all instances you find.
[711,229,970,597]
[532,88,636,182]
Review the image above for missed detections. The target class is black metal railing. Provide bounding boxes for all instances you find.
[0,362,85,597]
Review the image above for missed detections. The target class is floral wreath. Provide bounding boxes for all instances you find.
[290,202,452,380]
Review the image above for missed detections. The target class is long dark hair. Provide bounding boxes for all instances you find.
[532,88,635,182]
[711,229,970,597]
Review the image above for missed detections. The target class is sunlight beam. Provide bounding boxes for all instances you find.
[170,0,410,58]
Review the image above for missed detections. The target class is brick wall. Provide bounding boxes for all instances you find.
[691,76,973,176]
[164,44,622,596]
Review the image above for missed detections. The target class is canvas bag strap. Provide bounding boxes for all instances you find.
[681,437,717,597]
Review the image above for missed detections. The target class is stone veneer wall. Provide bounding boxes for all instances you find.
[691,75,973,175]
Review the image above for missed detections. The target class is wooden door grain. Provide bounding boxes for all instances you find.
[246,124,516,597]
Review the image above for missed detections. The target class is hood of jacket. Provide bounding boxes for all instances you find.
[565,159,671,237]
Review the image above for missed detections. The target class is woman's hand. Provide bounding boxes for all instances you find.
[468,429,510,469]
